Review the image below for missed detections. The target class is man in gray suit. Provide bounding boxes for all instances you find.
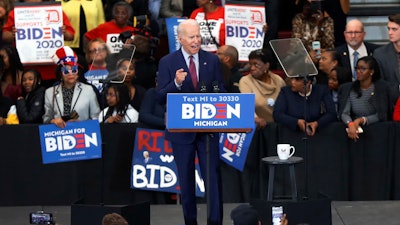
[335,19,379,81]
[374,14,400,94]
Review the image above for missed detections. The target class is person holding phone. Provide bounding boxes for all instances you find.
[292,0,335,62]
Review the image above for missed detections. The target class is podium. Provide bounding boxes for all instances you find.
[167,93,254,133]
[167,93,255,224]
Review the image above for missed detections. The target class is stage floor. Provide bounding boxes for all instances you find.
[1,201,400,225]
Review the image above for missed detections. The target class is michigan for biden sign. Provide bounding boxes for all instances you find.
[38,120,102,164]
[167,93,255,130]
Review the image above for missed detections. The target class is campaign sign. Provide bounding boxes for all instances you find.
[131,128,205,197]
[167,93,255,130]
[225,3,266,61]
[14,2,64,64]
[219,124,255,171]
[165,18,186,53]
[84,69,108,92]
[106,33,123,54]
[38,120,102,164]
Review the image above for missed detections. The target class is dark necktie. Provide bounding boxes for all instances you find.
[189,55,198,90]
[353,51,359,80]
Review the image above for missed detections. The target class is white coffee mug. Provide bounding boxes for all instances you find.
[277,144,295,160]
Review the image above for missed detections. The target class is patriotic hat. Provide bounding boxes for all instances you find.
[51,46,78,66]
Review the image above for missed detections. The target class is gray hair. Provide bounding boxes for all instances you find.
[177,19,200,36]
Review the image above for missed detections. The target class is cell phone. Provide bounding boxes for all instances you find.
[30,211,53,224]
[272,206,283,225]
[312,41,321,59]
[346,127,364,133]
[310,0,324,15]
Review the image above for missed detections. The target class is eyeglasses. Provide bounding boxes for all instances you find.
[344,31,363,35]
[355,67,371,72]
[89,47,106,54]
[62,66,78,75]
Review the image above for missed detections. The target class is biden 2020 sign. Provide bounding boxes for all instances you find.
[38,120,102,164]
[166,93,255,130]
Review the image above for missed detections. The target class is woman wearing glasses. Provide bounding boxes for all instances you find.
[338,56,398,141]
[84,38,110,93]
[239,49,286,130]
[43,46,100,128]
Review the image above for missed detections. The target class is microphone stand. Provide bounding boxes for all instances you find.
[199,82,212,224]
[301,74,310,200]
[205,82,220,225]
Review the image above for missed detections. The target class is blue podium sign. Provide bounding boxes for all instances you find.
[167,93,255,132]
[38,120,102,164]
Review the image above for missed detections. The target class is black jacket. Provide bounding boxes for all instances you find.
[335,42,380,78]
[16,86,45,123]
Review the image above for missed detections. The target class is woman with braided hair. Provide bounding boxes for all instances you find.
[99,83,138,123]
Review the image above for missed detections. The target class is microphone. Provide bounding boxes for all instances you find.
[200,81,207,93]
[212,81,220,93]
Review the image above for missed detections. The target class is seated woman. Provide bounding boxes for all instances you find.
[43,46,100,128]
[239,49,286,130]
[338,56,398,141]
[15,69,45,124]
[99,83,138,123]
[273,76,337,136]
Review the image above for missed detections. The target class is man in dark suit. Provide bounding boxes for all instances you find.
[157,19,225,225]
[335,19,379,81]
[374,14,400,94]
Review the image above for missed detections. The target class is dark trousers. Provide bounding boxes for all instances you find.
[171,133,223,225]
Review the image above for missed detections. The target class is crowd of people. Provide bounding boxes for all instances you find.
[1,0,400,224]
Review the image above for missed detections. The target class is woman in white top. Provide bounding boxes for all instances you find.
[99,83,138,123]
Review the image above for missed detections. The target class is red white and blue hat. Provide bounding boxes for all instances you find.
[51,46,78,66]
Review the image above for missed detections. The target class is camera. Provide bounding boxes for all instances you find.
[30,211,54,224]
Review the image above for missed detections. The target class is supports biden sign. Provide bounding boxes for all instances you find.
[166,93,255,130]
